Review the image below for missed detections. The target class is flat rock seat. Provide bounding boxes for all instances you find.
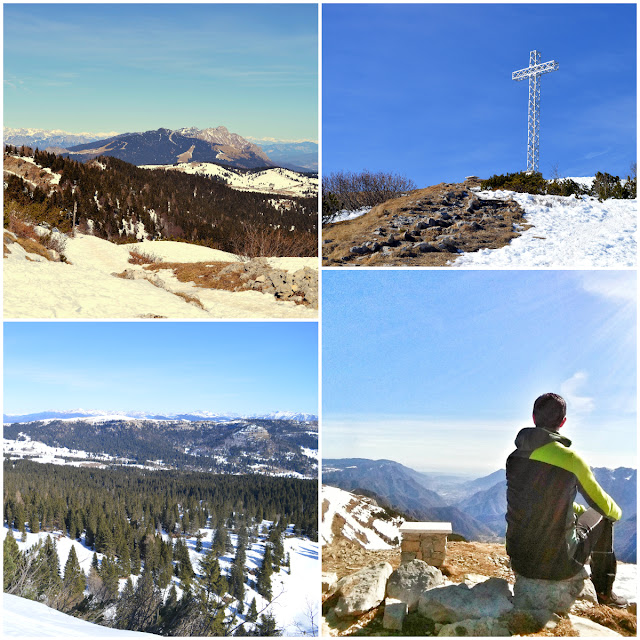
[513,567,598,614]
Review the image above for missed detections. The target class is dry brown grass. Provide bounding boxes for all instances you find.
[13,236,54,261]
[173,291,205,309]
[145,261,249,292]
[128,248,160,265]
[7,214,40,241]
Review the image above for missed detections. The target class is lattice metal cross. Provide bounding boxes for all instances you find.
[512,50,559,173]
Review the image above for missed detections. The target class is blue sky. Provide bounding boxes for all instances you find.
[323,3,636,185]
[322,270,636,475]
[3,4,318,141]
[3,322,318,415]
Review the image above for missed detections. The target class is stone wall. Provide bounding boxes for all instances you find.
[400,522,452,568]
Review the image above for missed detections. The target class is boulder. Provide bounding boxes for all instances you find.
[418,577,513,623]
[437,617,510,637]
[513,568,597,614]
[383,598,407,631]
[333,562,393,619]
[386,559,444,612]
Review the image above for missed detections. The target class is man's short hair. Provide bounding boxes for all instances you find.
[533,393,567,430]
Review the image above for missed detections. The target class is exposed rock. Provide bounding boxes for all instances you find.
[334,562,393,619]
[386,559,444,612]
[513,568,598,614]
[418,577,513,623]
[437,616,510,636]
[383,598,407,631]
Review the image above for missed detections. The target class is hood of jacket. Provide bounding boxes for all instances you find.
[514,427,572,452]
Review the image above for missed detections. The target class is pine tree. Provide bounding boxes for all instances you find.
[256,544,273,600]
[61,546,86,611]
[255,612,281,636]
[247,597,258,623]
[3,529,21,591]
[116,577,136,629]
[199,548,228,599]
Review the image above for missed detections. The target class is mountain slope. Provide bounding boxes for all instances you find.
[65,127,274,169]
[323,458,496,540]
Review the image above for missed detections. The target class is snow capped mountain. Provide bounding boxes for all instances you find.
[3,127,119,149]
[3,409,318,424]
[63,127,274,169]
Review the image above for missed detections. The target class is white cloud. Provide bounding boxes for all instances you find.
[578,271,636,305]
[560,371,595,415]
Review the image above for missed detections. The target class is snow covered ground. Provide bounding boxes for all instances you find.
[453,189,636,268]
[141,163,318,197]
[4,593,157,637]
[324,206,372,224]
[4,232,317,318]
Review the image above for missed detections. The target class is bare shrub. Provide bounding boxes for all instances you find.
[40,231,67,257]
[128,248,160,265]
[6,212,39,241]
[322,169,417,216]
[230,225,317,259]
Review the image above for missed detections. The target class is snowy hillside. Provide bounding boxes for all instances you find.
[3,523,318,637]
[4,232,317,319]
[142,162,318,197]
[453,187,636,267]
[322,485,403,550]
[4,593,156,637]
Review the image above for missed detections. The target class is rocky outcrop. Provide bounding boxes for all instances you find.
[436,616,510,636]
[333,562,393,618]
[386,559,444,612]
[323,180,528,267]
[216,259,318,308]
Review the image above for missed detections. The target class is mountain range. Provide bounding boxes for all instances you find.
[4,415,318,477]
[323,457,637,562]
[4,127,318,171]
[3,409,317,424]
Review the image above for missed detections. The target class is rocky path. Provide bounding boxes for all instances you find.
[322,179,528,266]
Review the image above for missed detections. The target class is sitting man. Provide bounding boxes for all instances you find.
[506,392,627,608]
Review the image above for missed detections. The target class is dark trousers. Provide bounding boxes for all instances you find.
[574,508,617,595]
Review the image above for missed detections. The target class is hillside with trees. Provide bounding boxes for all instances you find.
[3,146,317,256]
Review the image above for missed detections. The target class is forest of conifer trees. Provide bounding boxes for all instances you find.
[3,461,317,636]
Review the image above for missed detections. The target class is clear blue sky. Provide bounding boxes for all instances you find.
[3,3,318,141]
[322,270,636,475]
[323,3,636,185]
[3,322,318,415]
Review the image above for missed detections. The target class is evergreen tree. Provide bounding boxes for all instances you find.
[247,597,259,623]
[3,529,21,591]
[115,577,136,629]
[256,544,273,600]
[61,546,86,611]
[255,612,281,636]
[199,548,228,599]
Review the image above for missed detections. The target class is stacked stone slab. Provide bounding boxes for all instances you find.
[400,522,452,567]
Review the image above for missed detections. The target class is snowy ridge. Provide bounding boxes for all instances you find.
[141,162,318,197]
[322,485,403,550]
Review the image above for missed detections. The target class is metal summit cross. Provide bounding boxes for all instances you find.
[512,50,559,173]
